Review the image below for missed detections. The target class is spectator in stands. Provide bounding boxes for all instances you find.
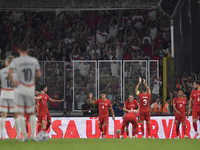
[151,74,162,103]
[96,24,108,48]
[112,97,124,116]
[148,21,157,40]
[150,97,162,115]
[75,89,87,110]
[162,98,171,115]
[81,98,94,116]
[106,87,115,103]
[110,58,120,78]
[90,44,101,60]
[151,49,162,61]
[78,61,90,79]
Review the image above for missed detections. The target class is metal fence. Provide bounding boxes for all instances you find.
[44,61,65,110]
[98,60,122,102]
[73,60,97,111]
[123,60,147,101]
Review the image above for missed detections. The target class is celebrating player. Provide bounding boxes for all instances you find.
[123,93,140,138]
[173,89,188,139]
[120,111,138,139]
[8,43,41,141]
[89,92,115,138]
[188,80,200,139]
[0,56,20,140]
[135,77,151,138]
[37,84,64,132]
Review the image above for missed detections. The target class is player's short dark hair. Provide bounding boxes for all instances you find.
[19,43,28,52]
[101,90,106,94]
[195,80,200,86]
[40,84,47,91]
[178,89,184,92]
[129,93,134,96]
[141,85,147,92]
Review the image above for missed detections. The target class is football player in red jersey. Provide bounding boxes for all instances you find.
[24,91,41,133]
[120,110,139,139]
[38,85,64,132]
[135,77,151,138]
[89,92,115,138]
[188,80,200,139]
[173,89,188,139]
[123,93,140,138]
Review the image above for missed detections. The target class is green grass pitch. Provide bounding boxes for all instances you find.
[1,139,200,150]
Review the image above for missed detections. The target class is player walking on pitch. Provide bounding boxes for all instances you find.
[8,43,41,141]
[123,93,140,138]
[0,56,20,140]
[37,85,64,132]
[173,89,188,139]
[187,80,200,139]
[89,92,115,138]
[135,77,151,138]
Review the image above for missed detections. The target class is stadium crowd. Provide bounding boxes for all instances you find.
[0,2,196,115]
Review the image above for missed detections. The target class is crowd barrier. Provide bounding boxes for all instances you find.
[1,116,198,139]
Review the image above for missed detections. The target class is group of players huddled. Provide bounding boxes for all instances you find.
[1,43,200,140]
[0,43,63,141]
[90,77,200,139]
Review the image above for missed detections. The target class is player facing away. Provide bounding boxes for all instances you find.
[173,89,189,139]
[135,77,151,138]
[120,111,139,139]
[89,92,115,138]
[0,56,20,140]
[188,80,200,139]
[8,43,42,141]
[37,85,64,132]
[123,93,140,138]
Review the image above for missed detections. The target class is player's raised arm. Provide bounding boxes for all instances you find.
[35,96,41,100]
[143,79,151,93]
[187,98,193,118]
[135,77,142,95]
[89,93,95,104]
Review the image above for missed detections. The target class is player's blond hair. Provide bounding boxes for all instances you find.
[6,55,15,64]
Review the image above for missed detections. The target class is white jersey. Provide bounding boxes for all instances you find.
[9,55,40,97]
[0,67,16,99]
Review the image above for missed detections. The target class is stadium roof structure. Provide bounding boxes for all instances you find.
[0,0,159,11]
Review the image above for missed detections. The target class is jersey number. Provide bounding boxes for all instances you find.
[5,77,13,88]
[22,68,32,81]
[198,97,200,101]
[179,104,182,107]
[102,106,104,109]
[143,99,147,106]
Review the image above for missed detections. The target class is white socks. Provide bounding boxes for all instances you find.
[14,118,20,137]
[30,115,36,138]
[18,115,27,138]
[1,117,5,138]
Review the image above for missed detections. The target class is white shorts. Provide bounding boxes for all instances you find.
[0,98,16,113]
[15,93,35,113]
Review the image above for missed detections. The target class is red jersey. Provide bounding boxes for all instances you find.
[138,93,151,112]
[173,97,187,116]
[125,111,137,120]
[38,93,50,115]
[190,90,200,111]
[95,98,112,117]
[124,99,139,114]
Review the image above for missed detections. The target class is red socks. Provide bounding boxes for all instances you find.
[147,124,151,137]
[176,125,179,137]
[182,125,186,135]
[141,124,144,136]
[193,122,197,132]
[46,124,50,131]
[103,125,107,135]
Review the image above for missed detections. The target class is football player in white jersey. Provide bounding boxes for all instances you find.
[8,43,41,141]
[0,56,21,140]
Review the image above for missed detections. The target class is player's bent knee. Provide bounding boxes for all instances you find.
[193,119,197,123]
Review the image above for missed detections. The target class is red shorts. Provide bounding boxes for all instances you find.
[192,110,200,120]
[139,111,150,121]
[24,113,29,122]
[123,117,138,127]
[175,115,186,124]
[38,113,51,123]
[98,116,108,125]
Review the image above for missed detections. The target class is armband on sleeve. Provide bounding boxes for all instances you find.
[136,91,140,95]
